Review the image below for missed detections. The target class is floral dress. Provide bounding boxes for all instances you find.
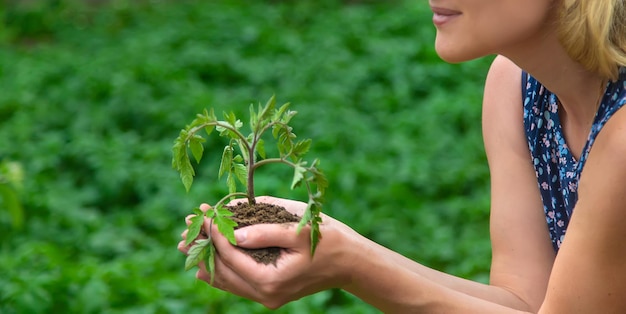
[523,68,626,252]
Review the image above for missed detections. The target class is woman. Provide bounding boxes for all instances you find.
[179,0,626,312]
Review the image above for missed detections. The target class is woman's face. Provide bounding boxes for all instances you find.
[430,0,557,63]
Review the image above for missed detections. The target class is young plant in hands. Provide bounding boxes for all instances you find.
[172,96,328,280]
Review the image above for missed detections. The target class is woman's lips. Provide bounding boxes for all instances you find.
[431,7,462,26]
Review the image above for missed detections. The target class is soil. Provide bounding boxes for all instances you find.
[227,202,300,265]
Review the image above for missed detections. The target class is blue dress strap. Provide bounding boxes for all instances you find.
[522,68,626,252]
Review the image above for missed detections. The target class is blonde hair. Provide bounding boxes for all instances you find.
[558,0,626,80]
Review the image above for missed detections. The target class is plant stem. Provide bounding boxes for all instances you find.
[248,137,257,205]
[252,157,296,170]
[214,192,248,209]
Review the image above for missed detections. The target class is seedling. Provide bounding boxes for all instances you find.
[172,96,327,279]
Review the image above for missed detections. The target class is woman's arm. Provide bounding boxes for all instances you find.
[180,55,557,312]
[481,55,556,311]
[538,103,626,313]
[339,55,556,312]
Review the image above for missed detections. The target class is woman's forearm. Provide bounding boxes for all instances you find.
[340,234,533,313]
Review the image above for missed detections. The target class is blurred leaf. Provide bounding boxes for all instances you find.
[0,0,493,312]
[0,183,23,229]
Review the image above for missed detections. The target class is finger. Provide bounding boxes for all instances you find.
[177,240,190,254]
[209,222,297,283]
[185,214,196,226]
[181,225,208,241]
[195,264,212,284]
[195,253,259,301]
[179,228,208,254]
[211,252,292,309]
[195,261,219,287]
[232,223,310,250]
[199,203,212,213]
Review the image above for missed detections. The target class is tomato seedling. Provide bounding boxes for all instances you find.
[172,96,327,280]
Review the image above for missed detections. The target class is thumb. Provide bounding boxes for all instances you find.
[235,223,309,249]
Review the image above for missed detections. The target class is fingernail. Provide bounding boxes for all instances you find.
[235,229,246,244]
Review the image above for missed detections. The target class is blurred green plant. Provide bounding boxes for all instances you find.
[0,160,24,229]
[0,0,493,313]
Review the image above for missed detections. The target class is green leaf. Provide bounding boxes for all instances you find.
[206,210,216,219]
[197,109,217,136]
[180,156,195,192]
[222,112,244,131]
[236,139,250,164]
[214,210,238,245]
[310,214,322,256]
[291,139,311,159]
[226,172,236,195]
[217,208,234,217]
[205,243,216,285]
[215,124,229,136]
[215,121,241,138]
[185,238,211,271]
[171,130,188,170]
[204,126,214,137]
[249,103,258,132]
[291,164,306,190]
[273,124,295,156]
[224,111,237,127]
[296,203,312,235]
[271,123,282,139]
[310,161,328,194]
[296,200,323,256]
[272,102,291,122]
[184,208,205,246]
[233,163,247,186]
[206,108,217,121]
[258,95,276,123]
[218,146,233,179]
[256,139,266,159]
[172,128,197,192]
[280,109,297,124]
[189,135,205,164]
[0,183,23,229]
[316,173,328,195]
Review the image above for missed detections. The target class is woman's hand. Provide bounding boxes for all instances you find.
[177,196,358,309]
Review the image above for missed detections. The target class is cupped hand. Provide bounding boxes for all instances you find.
[177,196,359,309]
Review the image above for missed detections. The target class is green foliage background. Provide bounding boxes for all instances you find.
[0,0,494,313]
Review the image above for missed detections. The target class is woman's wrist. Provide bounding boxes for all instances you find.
[334,226,438,312]
[317,217,365,289]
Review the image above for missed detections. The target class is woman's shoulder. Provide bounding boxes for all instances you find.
[482,55,524,120]
[483,55,523,109]
[586,70,626,169]
[482,56,529,156]
[486,55,523,84]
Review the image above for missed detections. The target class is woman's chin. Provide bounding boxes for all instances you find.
[435,49,486,64]
[434,41,487,63]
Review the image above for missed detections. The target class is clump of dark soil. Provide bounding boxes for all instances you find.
[228,202,300,265]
